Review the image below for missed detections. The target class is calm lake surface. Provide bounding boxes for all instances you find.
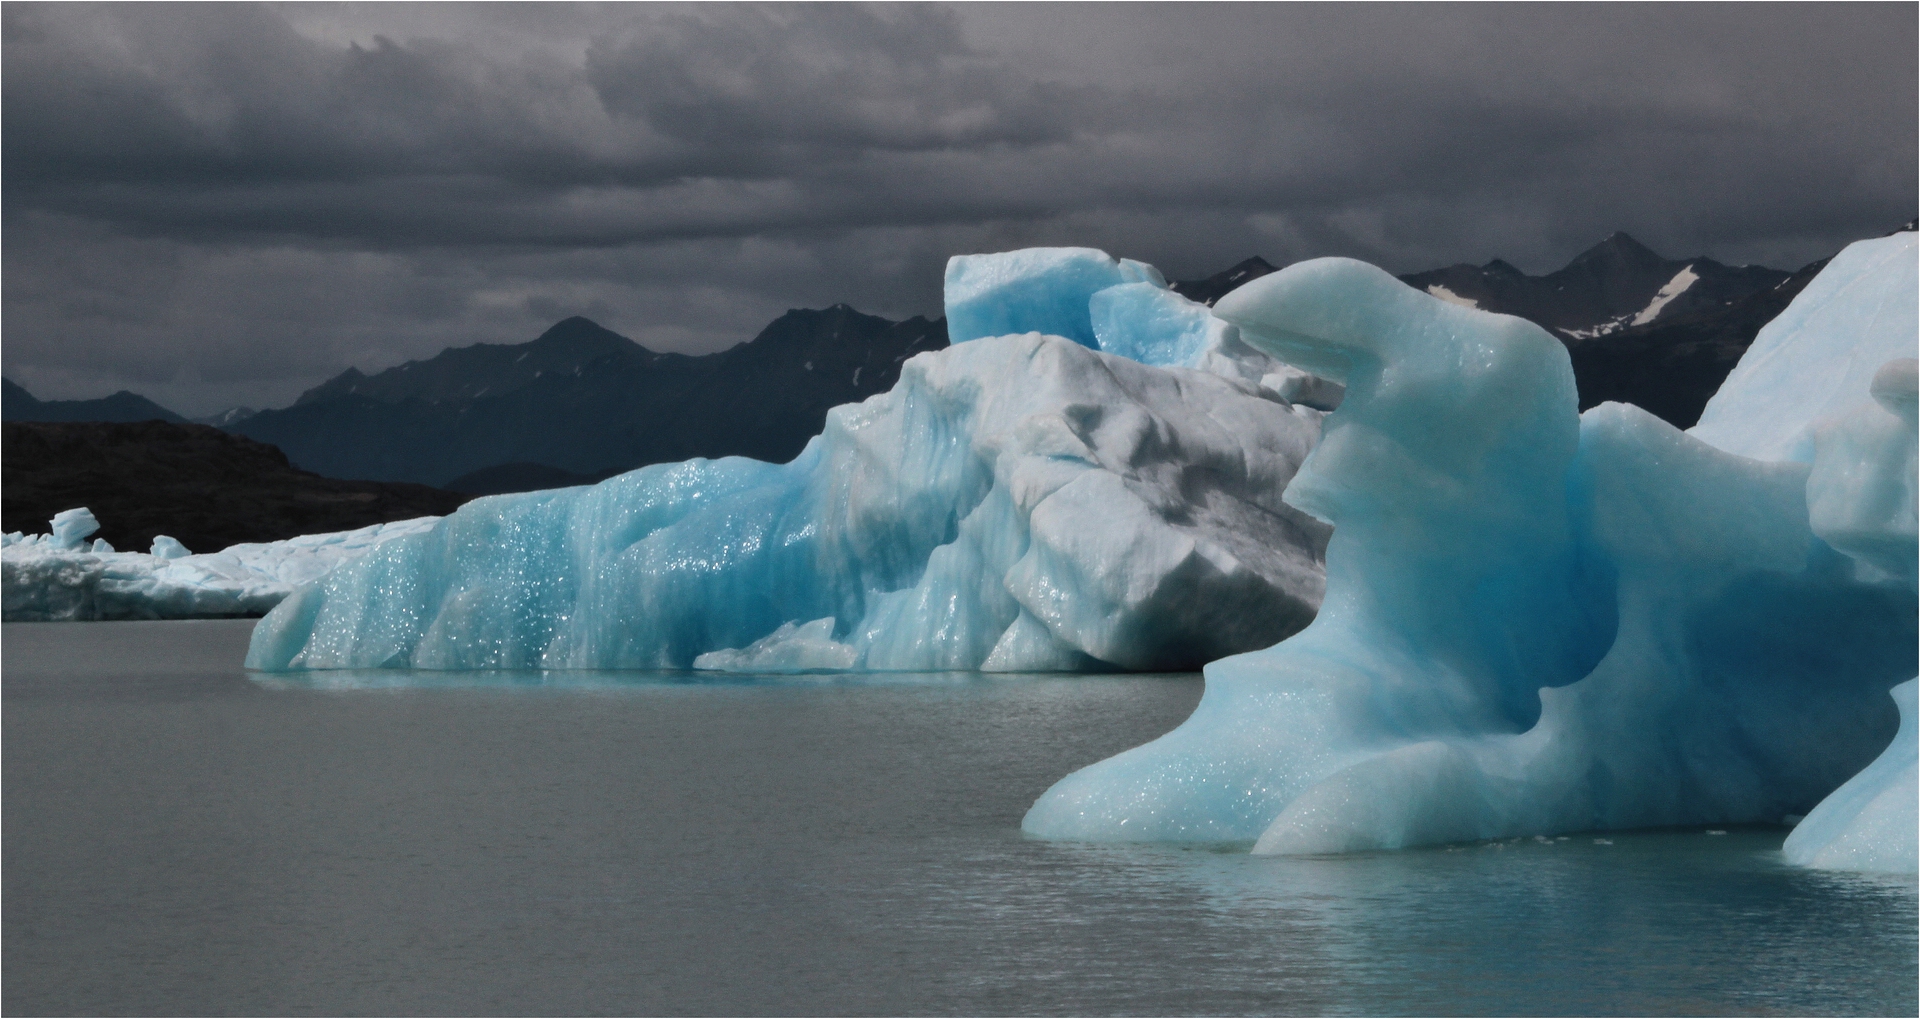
[5,619,1915,1016]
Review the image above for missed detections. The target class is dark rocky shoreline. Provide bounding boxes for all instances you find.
[3,421,469,555]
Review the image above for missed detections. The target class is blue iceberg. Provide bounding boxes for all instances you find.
[248,250,1334,673]
[1025,234,1918,868]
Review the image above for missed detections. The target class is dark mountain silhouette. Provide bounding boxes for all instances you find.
[194,406,257,427]
[1398,232,1792,341]
[232,308,948,486]
[3,421,468,554]
[1170,256,1279,306]
[443,462,620,497]
[1565,255,1830,425]
[2,378,188,424]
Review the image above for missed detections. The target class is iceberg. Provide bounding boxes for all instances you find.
[2,511,439,621]
[1783,678,1917,873]
[248,331,1332,672]
[1691,232,1919,462]
[1775,352,1919,873]
[1025,235,1917,866]
[248,251,1336,673]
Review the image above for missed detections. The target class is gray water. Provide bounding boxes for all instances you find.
[5,620,1915,1016]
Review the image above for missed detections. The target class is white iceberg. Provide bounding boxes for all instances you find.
[1024,235,1917,871]
[2,513,440,621]
[1691,231,1918,462]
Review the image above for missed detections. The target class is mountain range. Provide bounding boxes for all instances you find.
[229,306,945,488]
[5,229,1901,491]
[1172,233,1850,425]
[1,379,189,425]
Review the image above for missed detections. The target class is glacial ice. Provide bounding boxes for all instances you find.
[50,507,100,550]
[944,247,1167,349]
[1783,678,1917,873]
[1024,236,1917,867]
[245,252,1345,673]
[691,617,860,673]
[1775,352,1919,873]
[247,322,1333,672]
[1691,231,1918,462]
[2,513,439,621]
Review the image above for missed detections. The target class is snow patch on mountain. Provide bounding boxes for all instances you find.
[1424,284,1480,309]
[1630,265,1700,327]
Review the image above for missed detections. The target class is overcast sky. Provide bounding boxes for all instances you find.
[4,3,1914,415]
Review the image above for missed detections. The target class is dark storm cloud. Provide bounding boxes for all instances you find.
[2,3,1913,414]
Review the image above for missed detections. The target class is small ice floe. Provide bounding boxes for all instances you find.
[1706,830,1728,836]
[1593,839,1614,845]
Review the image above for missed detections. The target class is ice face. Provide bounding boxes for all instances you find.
[1089,282,1222,366]
[1690,231,1918,462]
[247,330,1332,673]
[1782,678,1917,873]
[1024,258,1618,842]
[149,535,192,560]
[691,617,859,674]
[1024,240,1917,864]
[49,507,99,550]
[1804,358,1918,586]
[2,514,438,621]
[944,247,1167,348]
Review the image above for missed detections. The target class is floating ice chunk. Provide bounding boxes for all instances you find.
[1691,231,1918,462]
[2,513,439,621]
[1024,249,1916,855]
[1026,258,1615,843]
[1773,358,1920,871]
[692,618,859,673]
[945,248,1166,348]
[50,507,99,550]
[247,330,1331,674]
[1783,678,1918,873]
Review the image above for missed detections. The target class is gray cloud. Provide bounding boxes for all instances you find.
[3,3,1912,415]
